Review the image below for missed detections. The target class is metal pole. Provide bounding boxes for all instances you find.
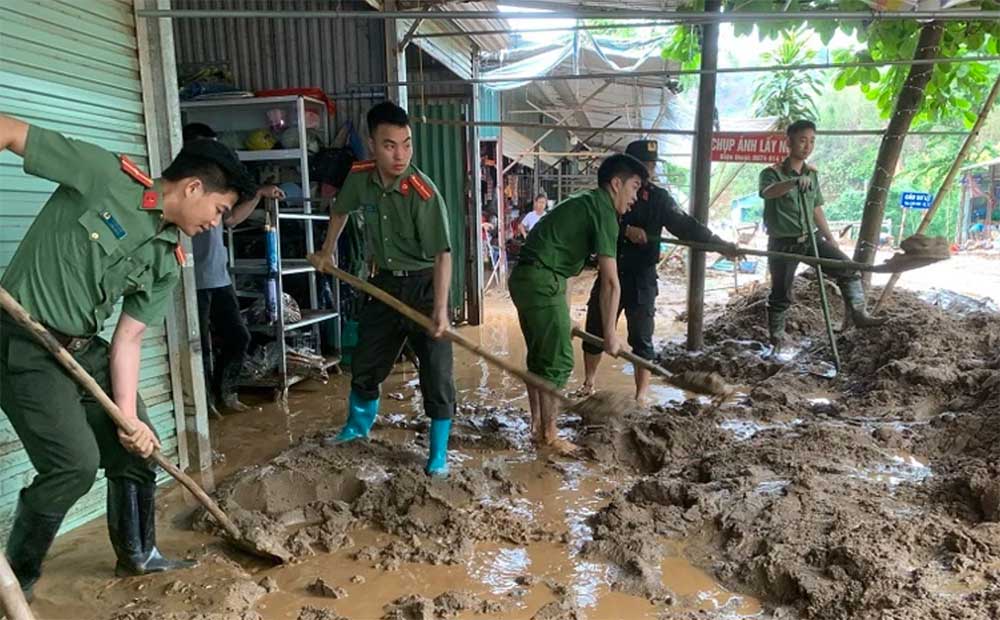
[348,55,1000,90]
[685,0,720,352]
[469,50,485,325]
[137,8,1000,22]
[803,208,842,373]
[496,96,507,290]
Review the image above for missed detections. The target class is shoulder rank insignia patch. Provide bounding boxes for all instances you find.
[120,155,153,188]
[141,190,159,210]
[350,160,376,173]
[408,174,433,201]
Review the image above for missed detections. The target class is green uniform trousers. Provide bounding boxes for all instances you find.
[0,313,157,515]
[508,263,574,389]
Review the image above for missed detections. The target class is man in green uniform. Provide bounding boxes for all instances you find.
[579,140,740,402]
[308,102,455,477]
[509,154,648,455]
[759,119,885,351]
[0,114,254,599]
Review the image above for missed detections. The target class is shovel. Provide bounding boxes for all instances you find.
[0,288,287,564]
[307,259,633,418]
[0,555,34,620]
[571,327,733,397]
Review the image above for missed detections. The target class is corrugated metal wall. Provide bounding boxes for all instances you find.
[412,103,469,321]
[172,0,386,136]
[0,0,179,541]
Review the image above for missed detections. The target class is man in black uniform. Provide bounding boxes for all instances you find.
[577,140,739,402]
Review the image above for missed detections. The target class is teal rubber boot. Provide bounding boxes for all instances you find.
[325,391,379,446]
[425,419,452,478]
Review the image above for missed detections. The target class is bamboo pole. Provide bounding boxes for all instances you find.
[874,75,1000,313]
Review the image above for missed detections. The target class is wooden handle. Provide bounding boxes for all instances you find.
[655,237,931,273]
[0,554,35,620]
[319,264,570,404]
[0,288,243,542]
[571,327,674,379]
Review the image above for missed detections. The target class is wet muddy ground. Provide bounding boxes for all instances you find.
[25,256,1000,620]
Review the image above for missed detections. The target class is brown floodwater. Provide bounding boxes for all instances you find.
[27,273,764,620]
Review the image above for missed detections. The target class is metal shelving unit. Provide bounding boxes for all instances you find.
[181,95,341,399]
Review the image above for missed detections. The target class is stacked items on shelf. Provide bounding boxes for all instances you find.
[180,95,342,399]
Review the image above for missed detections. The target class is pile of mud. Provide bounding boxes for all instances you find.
[193,436,556,568]
[575,280,1000,619]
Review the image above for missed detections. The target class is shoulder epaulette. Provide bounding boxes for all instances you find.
[350,160,376,173]
[120,155,153,188]
[407,173,434,201]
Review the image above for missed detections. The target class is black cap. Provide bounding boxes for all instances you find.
[179,138,256,202]
[625,139,658,162]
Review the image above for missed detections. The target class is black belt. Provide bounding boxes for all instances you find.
[47,327,94,353]
[380,267,433,278]
[0,311,93,353]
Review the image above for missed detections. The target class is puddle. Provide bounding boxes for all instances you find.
[719,418,803,441]
[853,454,933,487]
[754,480,791,496]
[661,555,764,616]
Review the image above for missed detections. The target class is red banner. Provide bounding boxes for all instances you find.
[710,132,789,164]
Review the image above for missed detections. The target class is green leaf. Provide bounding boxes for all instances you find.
[963,109,978,127]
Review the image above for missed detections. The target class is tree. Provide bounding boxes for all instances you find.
[750,26,825,127]
[661,1,1000,268]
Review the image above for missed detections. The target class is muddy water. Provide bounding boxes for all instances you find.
[29,273,763,620]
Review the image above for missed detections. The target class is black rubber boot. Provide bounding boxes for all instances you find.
[5,492,66,603]
[107,479,196,577]
[840,279,888,329]
[767,306,789,351]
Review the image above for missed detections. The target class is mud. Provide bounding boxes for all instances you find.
[30,263,1000,620]
[578,279,1000,619]
[194,437,557,570]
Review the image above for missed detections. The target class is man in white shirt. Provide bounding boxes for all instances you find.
[518,193,548,238]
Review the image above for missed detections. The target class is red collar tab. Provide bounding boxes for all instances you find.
[400,179,410,197]
[174,244,186,266]
[141,190,159,210]
[119,155,153,188]
[408,174,433,201]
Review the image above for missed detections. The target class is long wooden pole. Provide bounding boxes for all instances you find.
[0,288,243,543]
[874,75,1000,313]
[0,555,34,620]
[655,237,938,273]
[313,264,571,404]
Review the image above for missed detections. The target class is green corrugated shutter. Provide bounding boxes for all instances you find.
[0,0,180,540]
[412,103,468,320]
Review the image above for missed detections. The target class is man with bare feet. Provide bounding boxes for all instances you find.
[508,154,647,454]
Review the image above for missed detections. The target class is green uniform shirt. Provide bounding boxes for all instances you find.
[519,188,619,278]
[332,163,451,271]
[1,126,181,336]
[759,159,825,239]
